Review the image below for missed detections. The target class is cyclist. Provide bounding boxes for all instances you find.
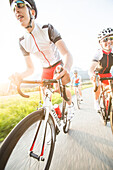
[71,70,83,101]
[9,0,75,120]
[88,27,113,112]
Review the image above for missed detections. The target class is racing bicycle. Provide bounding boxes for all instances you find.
[94,72,113,133]
[0,78,73,170]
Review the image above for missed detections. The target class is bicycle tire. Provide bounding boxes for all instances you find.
[99,93,108,125]
[63,100,71,133]
[76,92,80,109]
[77,98,80,109]
[0,109,56,170]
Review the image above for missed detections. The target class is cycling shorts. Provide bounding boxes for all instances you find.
[99,73,112,85]
[73,82,80,87]
[41,60,63,80]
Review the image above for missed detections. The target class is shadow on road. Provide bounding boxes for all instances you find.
[68,129,113,169]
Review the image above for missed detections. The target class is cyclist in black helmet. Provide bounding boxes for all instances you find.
[9,0,75,120]
[89,27,113,113]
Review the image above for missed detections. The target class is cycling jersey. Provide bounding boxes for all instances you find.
[19,22,62,68]
[72,75,81,86]
[93,48,113,74]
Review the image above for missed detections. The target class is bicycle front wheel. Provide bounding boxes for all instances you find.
[0,109,56,170]
[62,100,71,133]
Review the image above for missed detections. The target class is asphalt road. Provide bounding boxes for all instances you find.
[50,87,113,170]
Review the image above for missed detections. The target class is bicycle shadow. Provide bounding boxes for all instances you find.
[68,129,113,169]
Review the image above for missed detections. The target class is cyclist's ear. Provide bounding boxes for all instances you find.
[31,9,35,18]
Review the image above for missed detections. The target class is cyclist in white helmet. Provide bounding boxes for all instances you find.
[71,70,83,102]
[88,27,113,112]
[9,0,75,120]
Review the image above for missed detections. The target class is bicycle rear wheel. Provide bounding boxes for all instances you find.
[77,93,80,109]
[62,100,71,133]
[0,109,56,170]
[99,94,107,125]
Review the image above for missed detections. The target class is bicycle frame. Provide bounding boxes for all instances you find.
[99,78,113,126]
[17,79,69,159]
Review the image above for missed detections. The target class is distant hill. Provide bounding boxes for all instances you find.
[70,66,90,81]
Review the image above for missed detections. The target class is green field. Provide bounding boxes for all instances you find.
[0,83,92,142]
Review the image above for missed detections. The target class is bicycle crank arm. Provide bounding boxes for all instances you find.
[30,151,45,161]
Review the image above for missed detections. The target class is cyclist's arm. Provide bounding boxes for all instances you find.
[55,39,73,72]
[88,61,98,81]
[55,39,73,85]
[20,54,34,79]
[79,76,82,85]
[10,54,34,85]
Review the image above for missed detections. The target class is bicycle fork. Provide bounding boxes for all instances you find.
[29,107,50,161]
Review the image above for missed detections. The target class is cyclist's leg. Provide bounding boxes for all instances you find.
[42,61,75,120]
[93,80,101,112]
[74,86,77,96]
[78,85,83,101]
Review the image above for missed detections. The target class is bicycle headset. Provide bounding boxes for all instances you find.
[9,0,38,28]
[98,27,113,43]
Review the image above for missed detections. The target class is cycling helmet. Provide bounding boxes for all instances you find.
[9,0,37,18]
[98,27,113,42]
[74,70,78,74]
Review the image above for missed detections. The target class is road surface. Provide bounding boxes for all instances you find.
[50,87,113,170]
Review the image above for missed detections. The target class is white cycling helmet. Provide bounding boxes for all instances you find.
[74,70,78,74]
[98,27,113,42]
[9,0,37,18]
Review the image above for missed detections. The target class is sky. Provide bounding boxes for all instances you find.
[0,0,113,82]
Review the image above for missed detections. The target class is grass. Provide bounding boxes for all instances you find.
[0,82,92,142]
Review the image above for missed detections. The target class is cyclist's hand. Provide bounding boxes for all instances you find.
[55,65,71,85]
[90,74,99,82]
[90,75,96,82]
[9,72,22,86]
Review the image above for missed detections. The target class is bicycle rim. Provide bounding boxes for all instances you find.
[0,109,56,170]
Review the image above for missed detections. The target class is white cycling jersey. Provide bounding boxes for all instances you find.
[19,22,62,68]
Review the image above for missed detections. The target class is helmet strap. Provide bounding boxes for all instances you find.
[25,8,33,29]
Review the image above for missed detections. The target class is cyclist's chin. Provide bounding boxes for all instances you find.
[18,19,28,28]
[20,22,28,28]
[104,46,111,51]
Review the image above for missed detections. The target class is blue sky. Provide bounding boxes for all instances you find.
[0,0,113,82]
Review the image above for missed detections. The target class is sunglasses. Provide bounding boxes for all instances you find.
[103,37,113,42]
[11,0,31,11]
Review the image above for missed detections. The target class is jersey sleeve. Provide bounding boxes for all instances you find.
[42,24,62,44]
[92,48,102,62]
[19,36,30,56]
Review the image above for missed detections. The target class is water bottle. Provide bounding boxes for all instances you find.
[54,104,62,118]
